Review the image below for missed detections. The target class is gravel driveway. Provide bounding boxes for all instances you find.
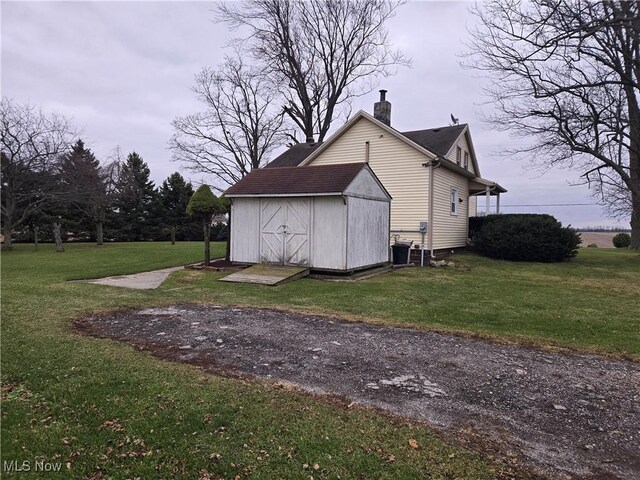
[78,305,640,480]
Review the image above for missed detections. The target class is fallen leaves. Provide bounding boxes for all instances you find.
[408,438,419,449]
[97,420,125,433]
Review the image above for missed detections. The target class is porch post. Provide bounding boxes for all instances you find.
[496,192,501,214]
[485,186,491,214]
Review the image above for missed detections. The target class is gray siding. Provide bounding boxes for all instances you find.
[344,168,389,200]
[346,196,390,269]
[311,197,347,270]
[230,199,260,263]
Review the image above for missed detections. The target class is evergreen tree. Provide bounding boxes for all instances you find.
[158,172,198,243]
[113,152,158,241]
[57,139,109,244]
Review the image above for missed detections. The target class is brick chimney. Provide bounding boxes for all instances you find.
[373,89,391,126]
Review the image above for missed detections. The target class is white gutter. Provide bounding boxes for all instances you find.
[423,158,442,259]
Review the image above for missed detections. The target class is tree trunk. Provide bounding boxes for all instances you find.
[171,225,176,245]
[203,222,211,266]
[2,188,15,251]
[96,222,104,246]
[3,230,13,251]
[34,226,39,251]
[53,222,64,253]
[631,191,640,250]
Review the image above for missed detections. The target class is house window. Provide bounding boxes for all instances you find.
[456,147,462,165]
[464,151,469,169]
[451,188,459,215]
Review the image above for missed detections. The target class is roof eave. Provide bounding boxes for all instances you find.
[439,158,476,178]
[226,192,345,198]
[469,178,508,194]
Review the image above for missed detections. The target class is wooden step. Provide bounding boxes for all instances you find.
[219,264,309,286]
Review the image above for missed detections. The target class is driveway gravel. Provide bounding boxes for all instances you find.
[78,305,640,480]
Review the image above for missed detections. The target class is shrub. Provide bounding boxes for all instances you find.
[586,243,598,248]
[474,214,580,262]
[468,216,489,242]
[612,233,631,248]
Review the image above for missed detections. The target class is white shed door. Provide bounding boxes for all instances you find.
[260,199,310,266]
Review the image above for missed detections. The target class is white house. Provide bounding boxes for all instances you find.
[265,90,506,256]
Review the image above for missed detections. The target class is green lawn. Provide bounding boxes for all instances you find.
[2,243,638,479]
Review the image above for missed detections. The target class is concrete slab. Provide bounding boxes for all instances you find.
[219,264,309,286]
[81,266,184,290]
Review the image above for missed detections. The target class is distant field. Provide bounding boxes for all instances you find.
[579,231,631,248]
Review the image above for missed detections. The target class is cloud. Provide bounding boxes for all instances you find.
[1,0,626,228]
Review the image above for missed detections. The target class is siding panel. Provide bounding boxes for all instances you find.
[344,168,389,200]
[346,196,390,269]
[311,197,347,270]
[309,117,429,245]
[230,199,260,263]
[432,167,469,249]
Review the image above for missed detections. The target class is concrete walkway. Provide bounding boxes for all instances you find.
[81,266,184,290]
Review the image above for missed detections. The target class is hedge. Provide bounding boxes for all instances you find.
[469,214,580,262]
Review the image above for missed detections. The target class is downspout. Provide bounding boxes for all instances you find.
[423,158,441,259]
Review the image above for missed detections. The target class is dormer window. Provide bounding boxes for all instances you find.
[456,147,462,165]
[464,151,469,169]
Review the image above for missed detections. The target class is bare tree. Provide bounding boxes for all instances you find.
[216,0,410,143]
[1,98,76,250]
[466,0,640,248]
[170,55,285,191]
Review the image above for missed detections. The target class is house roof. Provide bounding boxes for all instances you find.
[225,162,370,197]
[264,117,467,169]
[264,142,323,168]
[401,124,467,157]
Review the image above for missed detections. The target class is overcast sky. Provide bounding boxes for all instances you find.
[1,1,627,228]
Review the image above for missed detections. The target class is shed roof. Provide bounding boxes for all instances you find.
[225,163,370,197]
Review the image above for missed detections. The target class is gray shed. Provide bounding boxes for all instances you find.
[225,162,391,271]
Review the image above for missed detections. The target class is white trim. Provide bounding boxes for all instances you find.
[450,187,459,216]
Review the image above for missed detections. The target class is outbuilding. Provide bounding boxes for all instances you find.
[225,162,391,272]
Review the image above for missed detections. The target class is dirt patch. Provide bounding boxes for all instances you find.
[77,305,640,480]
